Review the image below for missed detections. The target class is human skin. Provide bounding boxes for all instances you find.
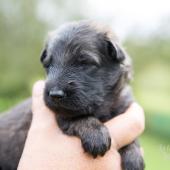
[18,80,145,170]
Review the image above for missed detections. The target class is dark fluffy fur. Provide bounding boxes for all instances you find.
[0,21,144,170]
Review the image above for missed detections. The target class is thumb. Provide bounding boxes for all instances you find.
[31,80,58,129]
[32,80,45,113]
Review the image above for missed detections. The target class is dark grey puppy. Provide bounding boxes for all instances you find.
[0,21,144,170]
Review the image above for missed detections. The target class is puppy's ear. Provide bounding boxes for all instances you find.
[40,49,47,63]
[106,40,125,62]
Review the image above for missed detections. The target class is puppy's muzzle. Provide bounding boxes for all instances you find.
[47,80,77,101]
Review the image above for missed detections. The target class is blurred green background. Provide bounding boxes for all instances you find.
[0,0,170,169]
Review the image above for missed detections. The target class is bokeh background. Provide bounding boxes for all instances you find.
[0,0,170,169]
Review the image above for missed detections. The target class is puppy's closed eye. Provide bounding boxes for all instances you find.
[77,56,97,66]
[77,52,100,67]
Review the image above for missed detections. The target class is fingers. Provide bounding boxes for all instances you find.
[32,80,45,113]
[31,82,145,151]
[31,80,58,130]
[105,103,145,149]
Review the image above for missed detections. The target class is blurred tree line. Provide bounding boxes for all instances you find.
[0,0,45,99]
[125,34,170,114]
[0,0,84,109]
[0,0,170,118]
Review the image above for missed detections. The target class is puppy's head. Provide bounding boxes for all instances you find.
[41,21,131,117]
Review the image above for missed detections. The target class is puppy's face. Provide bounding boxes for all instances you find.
[41,22,128,117]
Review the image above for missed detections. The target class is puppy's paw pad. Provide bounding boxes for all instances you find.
[81,127,111,158]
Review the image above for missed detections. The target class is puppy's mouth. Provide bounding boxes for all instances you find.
[46,99,86,118]
[44,90,82,112]
[53,100,80,111]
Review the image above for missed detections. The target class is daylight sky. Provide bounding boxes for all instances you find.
[38,0,170,39]
[86,0,170,38]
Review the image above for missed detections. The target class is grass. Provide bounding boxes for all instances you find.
[140,132,170,170]
[0,97,26,112]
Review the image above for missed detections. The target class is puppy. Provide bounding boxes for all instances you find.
[0,21,144,170]
[43,21,144,169]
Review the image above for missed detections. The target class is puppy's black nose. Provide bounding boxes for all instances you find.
[49,90,65,99]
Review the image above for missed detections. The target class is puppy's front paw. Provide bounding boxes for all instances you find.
[81,126,111,158]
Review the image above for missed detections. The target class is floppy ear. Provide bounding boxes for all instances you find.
[106,40,125,62]
[40,49,47,63]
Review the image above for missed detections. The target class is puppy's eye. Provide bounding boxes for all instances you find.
[78,56,98,66]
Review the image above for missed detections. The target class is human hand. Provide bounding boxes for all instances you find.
[18,80,144,170]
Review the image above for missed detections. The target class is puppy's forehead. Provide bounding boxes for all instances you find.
[46,23,105,64]
[47,23,83,51]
